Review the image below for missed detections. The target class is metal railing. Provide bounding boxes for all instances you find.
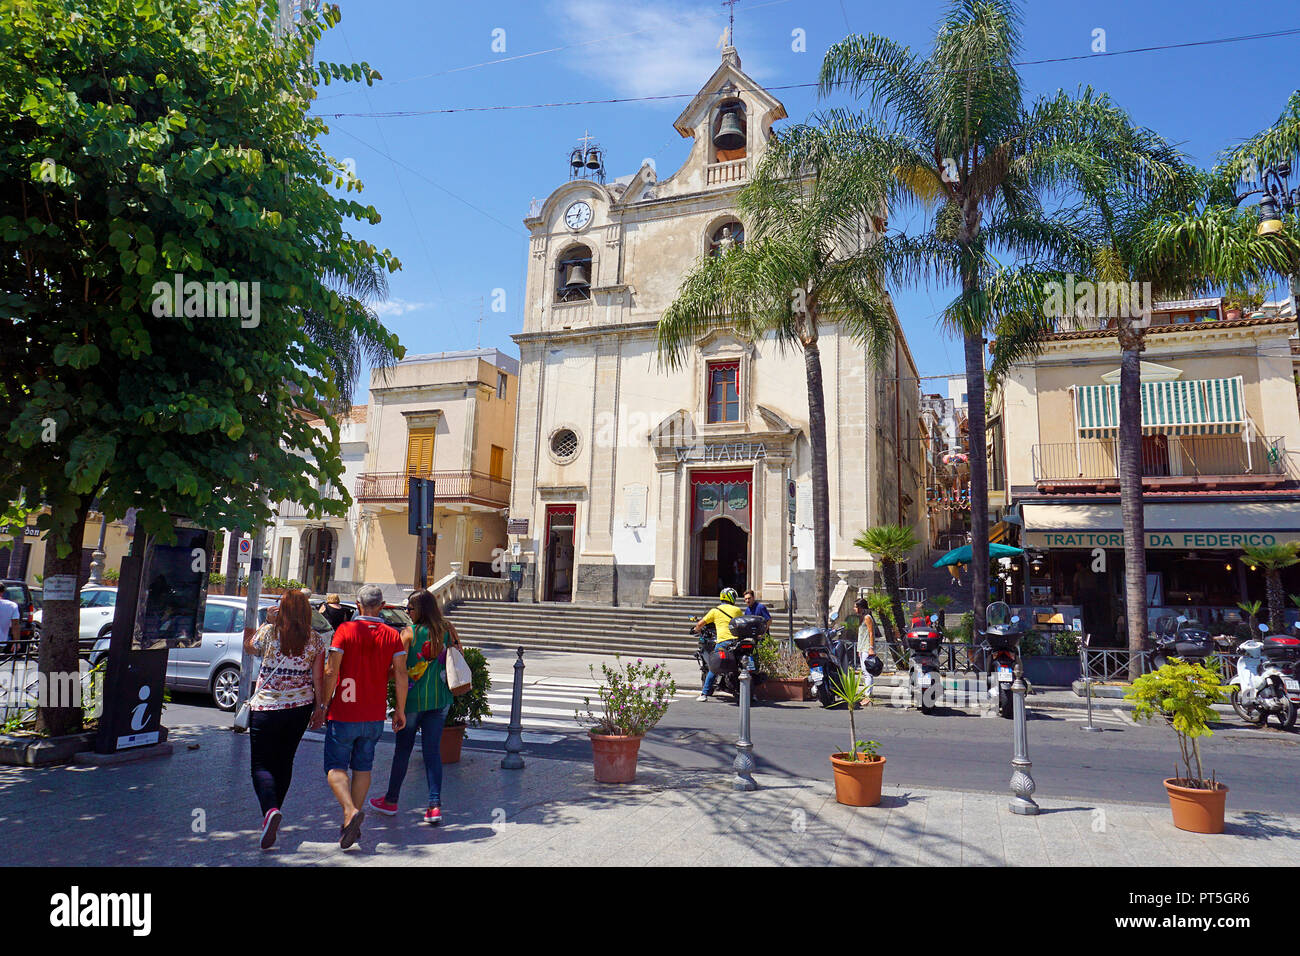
[878,640,980,674]
[0,639,105,725]
[1032,434,1286,482]
[1079,646,1239,682]
[276,485,344,520]
[355,470,511,507]
[860,586,928,607]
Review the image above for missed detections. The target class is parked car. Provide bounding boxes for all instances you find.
[1,580,39,650]
[315,600,413,630]
[90,596,335,710]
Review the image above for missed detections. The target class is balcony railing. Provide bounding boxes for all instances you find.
[276,484,344,520]
[355,470,510,508]
[1031,435,1287,484]
[705,158,749,186]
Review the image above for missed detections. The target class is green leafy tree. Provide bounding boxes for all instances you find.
[0,0,400,735]
[1241,544,1300,634]
[1126,661,1225,788]
[853,524,919,651]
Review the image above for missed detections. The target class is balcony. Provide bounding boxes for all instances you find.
[276,484,344,520]
[706,158,748,186]
[1031,435,1289,490]
[355,470,511,509]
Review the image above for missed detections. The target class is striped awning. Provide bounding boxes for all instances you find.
[1074,377,1245,437]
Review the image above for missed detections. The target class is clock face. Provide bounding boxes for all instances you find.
[564,201,592,230]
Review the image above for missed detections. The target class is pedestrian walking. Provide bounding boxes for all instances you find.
[369,590,462,826]
[854,597,877,698]
[321,584,407,849]
[320,593,352,631]
[243,590,326,850]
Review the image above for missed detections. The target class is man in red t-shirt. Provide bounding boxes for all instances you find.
[322,584,408,849]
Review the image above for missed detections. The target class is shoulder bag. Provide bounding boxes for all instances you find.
[234,626,287,730]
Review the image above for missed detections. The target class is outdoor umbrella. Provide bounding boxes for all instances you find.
[933,542,1024,568]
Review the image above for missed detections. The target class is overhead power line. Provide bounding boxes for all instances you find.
[317,25,1300,119]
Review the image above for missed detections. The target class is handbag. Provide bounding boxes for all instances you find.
[444,644,472,697]
[235,625,287,730]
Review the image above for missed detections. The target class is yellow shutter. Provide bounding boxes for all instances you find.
[489,445,505,480]
[406,427,435,475]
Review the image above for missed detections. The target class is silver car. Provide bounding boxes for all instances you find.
[91,596,334,710]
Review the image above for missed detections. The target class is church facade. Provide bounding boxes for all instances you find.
[508,47,923,608]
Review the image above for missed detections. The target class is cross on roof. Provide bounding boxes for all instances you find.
[721,0,739,45]
[577,129,595,151]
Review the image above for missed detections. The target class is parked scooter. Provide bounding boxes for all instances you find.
[794,616,875,708]
[691,614,767,702]
[980,602,1023,719]
[905,614,945,714]
[1228,623,1300,730]
[1148,615,1215,670]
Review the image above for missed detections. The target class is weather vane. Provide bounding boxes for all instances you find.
[722,0,739,46]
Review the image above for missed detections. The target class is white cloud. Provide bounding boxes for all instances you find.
[553,0,744,101]
[371,298,434,317]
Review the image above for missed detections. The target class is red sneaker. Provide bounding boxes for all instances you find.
[369,797,398,816]
[260,809,282,850]
[423,806,442,826]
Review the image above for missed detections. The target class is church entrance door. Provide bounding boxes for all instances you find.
[695,519,748,596]
[543,504,576,602]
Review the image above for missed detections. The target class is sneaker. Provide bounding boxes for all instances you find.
[423,806,443,826]
[696,693,710,702]
[260,809,282,850]
[369,797,398,816]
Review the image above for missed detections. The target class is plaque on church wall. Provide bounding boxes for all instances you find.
[796,482,813,529]
[623,484,648,527]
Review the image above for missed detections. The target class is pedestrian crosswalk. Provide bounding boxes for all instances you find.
[475,673,623,741]
[1057,707,1134,727]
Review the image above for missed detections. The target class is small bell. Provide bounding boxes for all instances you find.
[713,111,745,151]
[570,148,585,170]
[585,147,602,170]
[564,263,590,288]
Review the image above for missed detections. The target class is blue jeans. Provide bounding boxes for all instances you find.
[702,670,717,695]
[384,706,450,806]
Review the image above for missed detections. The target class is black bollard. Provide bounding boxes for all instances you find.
[501,648,525,770]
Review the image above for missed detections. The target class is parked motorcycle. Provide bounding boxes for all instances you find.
[905,614,945,714]
[1148,615,1215,670]
[1228,623,1300,730]
[794,617,875,708]
[980,602,1023,719]
[691,614,767,702]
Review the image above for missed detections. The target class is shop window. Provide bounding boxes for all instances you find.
[707,362,740,423]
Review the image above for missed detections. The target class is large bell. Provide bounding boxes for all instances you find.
[564,263,590,288]
[585,147,602,170]
[570,148,585,169]
[713,111,745,151]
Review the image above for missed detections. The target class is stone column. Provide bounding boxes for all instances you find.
[760,454,790,609]
[647,460,681,600]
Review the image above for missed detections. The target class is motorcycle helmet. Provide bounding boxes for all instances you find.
[719,587,739,605]
[862,654,884,677]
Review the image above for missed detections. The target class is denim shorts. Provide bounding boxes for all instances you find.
[323,720,385,772]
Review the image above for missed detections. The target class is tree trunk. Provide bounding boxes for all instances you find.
[1266,569,1284,634]
[963,331,989,637]
[223,528,240,595]
[803,340,832,628]
[6,534,25,579]
[36,498,91,737]
[1117,328,1148,681]
[884,558,906,648]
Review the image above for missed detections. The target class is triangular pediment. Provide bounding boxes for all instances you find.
[672,47,786,140]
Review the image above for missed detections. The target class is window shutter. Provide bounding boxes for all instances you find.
[406,427,435,475]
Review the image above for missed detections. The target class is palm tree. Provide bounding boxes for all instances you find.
[656,128,899,629]
[1242,544,1300,634]
[818,1,1173,636]
[927,594,956,633]
[854,525,920,652]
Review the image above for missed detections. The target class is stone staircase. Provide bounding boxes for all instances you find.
[445,596,817,660]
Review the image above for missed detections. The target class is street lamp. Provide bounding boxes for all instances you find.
[1238,161,1300,334]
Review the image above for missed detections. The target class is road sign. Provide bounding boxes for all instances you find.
[787,479,797,525]
[237,537,252,565]
[507,518,529,536]
[408,477,435,535]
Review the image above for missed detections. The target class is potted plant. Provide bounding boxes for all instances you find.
[442,646,491,763]
[753,635,811,701]
[1125,661,1228,833]
[827,668,885,806]
[575,656,676,783]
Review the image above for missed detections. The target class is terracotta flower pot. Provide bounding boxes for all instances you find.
[589,731,643,783]
[755,677,808,701]
[1164,778,1228,834]
[1226,308,1242,320]
[830,753,886,807]
[441,723,466,764]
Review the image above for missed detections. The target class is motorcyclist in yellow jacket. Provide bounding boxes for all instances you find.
[693,588,745,701]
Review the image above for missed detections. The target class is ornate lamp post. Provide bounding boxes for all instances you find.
[1239,161,1300,334]
[1008,659,1039,815]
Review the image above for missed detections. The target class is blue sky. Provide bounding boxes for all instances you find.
[311,0,1300,400]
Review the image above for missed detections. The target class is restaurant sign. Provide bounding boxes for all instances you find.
[1026,530,1300,550]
